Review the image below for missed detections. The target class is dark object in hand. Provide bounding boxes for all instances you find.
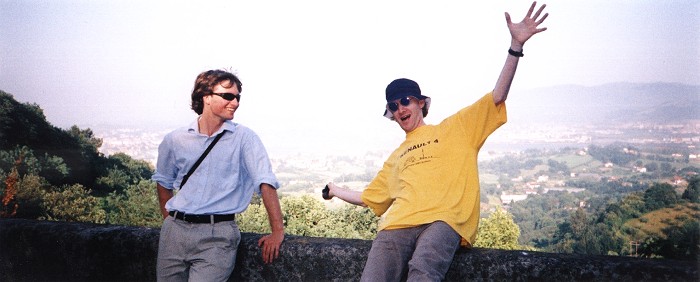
[322,185,331,200]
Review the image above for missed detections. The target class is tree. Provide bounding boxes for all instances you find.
[95,167,130,195]
[279,195,331,237]
[639,220,700,261]
[41,184,106,223]
[587,144,638,166]
[238,195,378,240]
[237,196,275,234]
[643,183,678,212]
[474,207,521,250]
[548,159,570,175]
[0,146,41,177]
[67,125,102,155]
[644,162,658,172]
[0,92,104,187]
[94,153,154,195]
[13,174,49,219]
[551,208,607,255]
[681,176,700,203]
[38,153,69,184]
[105,180,161,228]
[328,205,378,240]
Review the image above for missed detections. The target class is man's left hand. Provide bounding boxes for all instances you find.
[258,230,284,264]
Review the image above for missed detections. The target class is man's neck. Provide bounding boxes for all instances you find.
[198,116,225,137]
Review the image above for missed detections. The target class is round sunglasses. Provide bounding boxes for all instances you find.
[209,92,241,102]
[386,96,415,112]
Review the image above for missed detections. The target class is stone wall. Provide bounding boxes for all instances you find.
[0,218,697,281]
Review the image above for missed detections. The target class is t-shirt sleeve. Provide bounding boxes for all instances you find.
[445,92,507,149]
[361,159,395,216]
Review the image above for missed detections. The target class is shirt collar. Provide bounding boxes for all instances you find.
[187,118,237,136]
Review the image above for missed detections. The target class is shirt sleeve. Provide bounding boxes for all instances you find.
[241,129,280,193]
[361,158,395,216]
[444,92,507,149]
[151,133,177,190]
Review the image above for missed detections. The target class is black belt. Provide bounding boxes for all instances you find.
[169,211,235,224]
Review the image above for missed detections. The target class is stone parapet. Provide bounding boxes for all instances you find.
[1,219,697,281]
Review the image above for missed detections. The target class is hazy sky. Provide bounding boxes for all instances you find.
[1,0,698,155]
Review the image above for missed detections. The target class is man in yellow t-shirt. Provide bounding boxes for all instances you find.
[323,2,549,281]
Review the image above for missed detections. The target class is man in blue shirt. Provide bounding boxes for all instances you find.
[152,69,284,282]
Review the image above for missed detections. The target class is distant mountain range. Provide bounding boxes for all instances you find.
[506,82,699,125]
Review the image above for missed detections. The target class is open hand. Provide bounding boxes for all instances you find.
[258,230,284,264]
[505,1,549,47]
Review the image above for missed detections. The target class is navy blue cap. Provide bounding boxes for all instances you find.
[383,78,431,119]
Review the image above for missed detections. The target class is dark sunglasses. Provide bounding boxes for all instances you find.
[210,92,241,102]
[387,96,414,112]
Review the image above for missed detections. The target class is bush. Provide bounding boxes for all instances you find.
[41,184,106,223]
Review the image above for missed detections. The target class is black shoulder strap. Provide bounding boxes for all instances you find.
[180,131,225,189]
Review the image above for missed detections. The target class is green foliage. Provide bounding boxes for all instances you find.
[547,159,570,175]
[682,176,700,203]
[280,195,333,236]
[640,220,700,260]
[0,91,51,149]
[0,91,103,187]
[14,174,50,219]
[598,192,645,226]
[544,182,699,260]
[551,209,598,254]
[0,146,70,185]
[480,155,523,177]
[587,143,639,166]
[96,167,131,194]
[67,125,102,154]
[105,180,161,228]
[643,183,678,212]
[0,146,39,176]
[39,153,70,184]
[238,195,378,240]
[474,207,521,250]
[328,205,378,239]
[510,191,582,248]
[41,184,106,223]
[93,153,154,196]
[237,197,270,233]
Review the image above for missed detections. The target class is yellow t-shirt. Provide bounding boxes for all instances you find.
[361,92,507,247]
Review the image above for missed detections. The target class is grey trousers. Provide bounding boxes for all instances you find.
[157,217,241,282]
[360,221,461,282]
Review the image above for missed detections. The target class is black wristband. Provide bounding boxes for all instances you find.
[508,48,524,57]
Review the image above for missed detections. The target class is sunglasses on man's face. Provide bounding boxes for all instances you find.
[387,96,414,112]
[210,92,241,102]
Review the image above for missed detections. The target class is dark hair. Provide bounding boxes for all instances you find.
[190,70,242,114]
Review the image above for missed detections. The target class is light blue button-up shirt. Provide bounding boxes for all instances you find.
[152,119,279,215]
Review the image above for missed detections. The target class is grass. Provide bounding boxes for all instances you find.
[624,202,700,239]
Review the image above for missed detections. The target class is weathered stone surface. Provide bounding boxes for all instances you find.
[232,234,370,281]
[1,218,697,281]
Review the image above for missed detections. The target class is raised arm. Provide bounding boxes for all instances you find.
[493,1,549,104]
